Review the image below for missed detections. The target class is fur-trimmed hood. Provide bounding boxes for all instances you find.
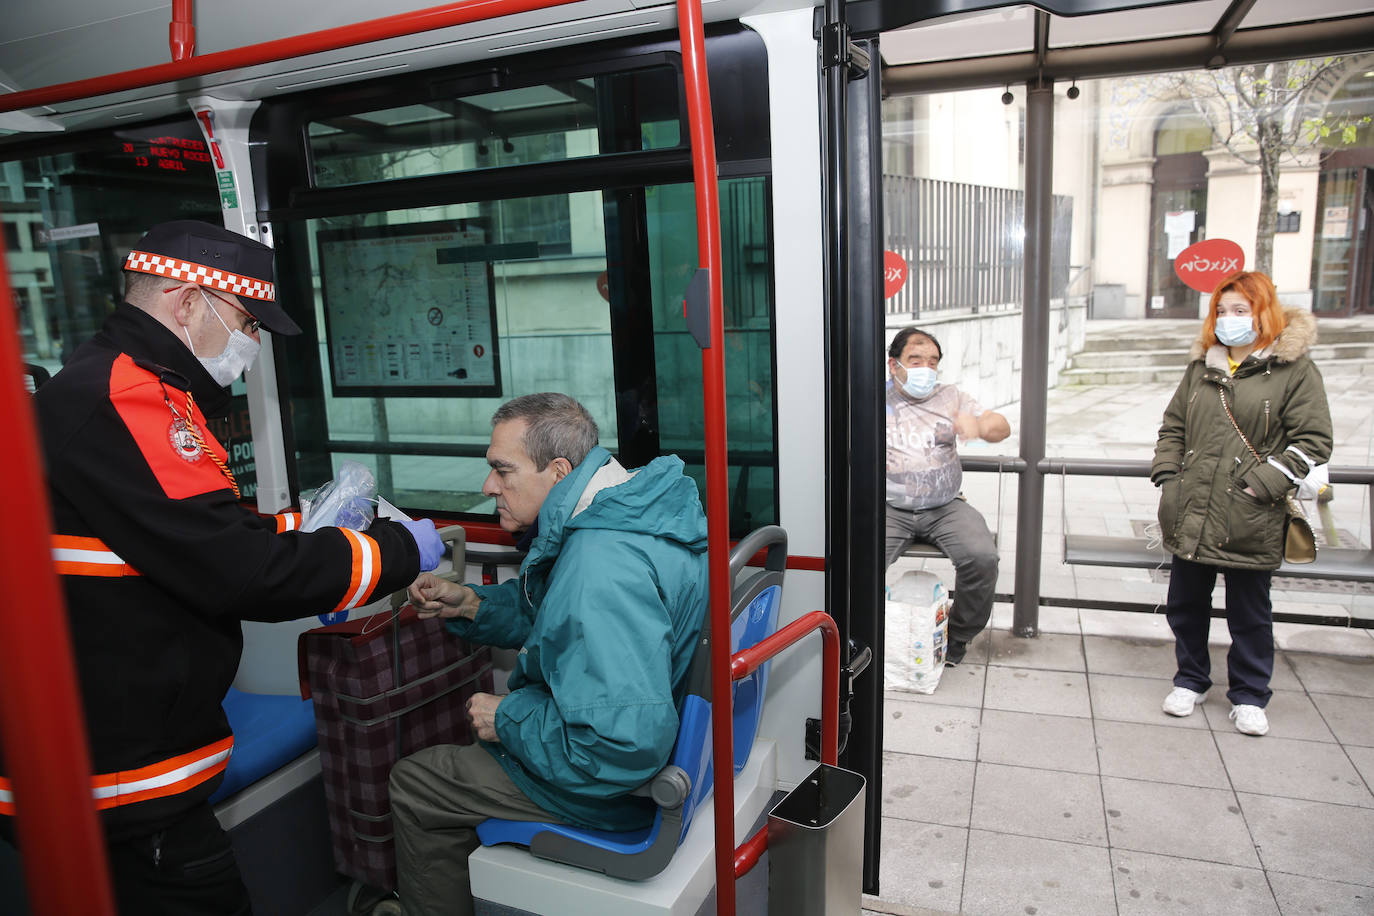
[1188,306,1318,367]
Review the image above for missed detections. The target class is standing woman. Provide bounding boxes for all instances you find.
[1151,271,1332,736]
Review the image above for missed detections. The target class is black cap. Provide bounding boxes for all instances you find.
[124,220,301,336]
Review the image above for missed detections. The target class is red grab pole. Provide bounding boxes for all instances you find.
[0,211,116,914]
[674,0,734,912]
[169,0,196,62]
[0,0,587,115]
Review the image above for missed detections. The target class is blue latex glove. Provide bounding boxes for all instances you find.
[398,518,444,571]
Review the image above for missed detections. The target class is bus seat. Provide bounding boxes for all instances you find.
[475,526,787,881]
[22,363,50,393]
[209,687,318,803]
[726,526,786,774]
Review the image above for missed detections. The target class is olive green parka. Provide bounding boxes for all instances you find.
[1152,308,1332,570]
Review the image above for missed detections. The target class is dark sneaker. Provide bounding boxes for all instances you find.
[945,640,967,667]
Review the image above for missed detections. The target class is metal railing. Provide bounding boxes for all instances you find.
[882,174,1073,317]
[952,455,1374,626]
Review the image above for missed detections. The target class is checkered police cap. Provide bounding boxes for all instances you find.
[124,220,301,335]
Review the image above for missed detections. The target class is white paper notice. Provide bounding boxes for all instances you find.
[1165,210,1195,260]
[376,496,412,522]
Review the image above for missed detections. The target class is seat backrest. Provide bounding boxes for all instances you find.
[22,363,50,393]
[673,524,787,834]
[726,525,786,775]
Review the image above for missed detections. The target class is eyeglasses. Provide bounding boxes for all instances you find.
[200,287,262,334]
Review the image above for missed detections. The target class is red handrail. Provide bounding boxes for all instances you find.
[0,215,116,913]
[734,826,769,879]
[1,0,742,912]
[730,611,841,766]
[729,610,842,879]
[674,0,735,910]
[169,0,196,62]
[0,0,589,114]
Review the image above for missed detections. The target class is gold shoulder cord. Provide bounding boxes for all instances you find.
[164,387,241,498]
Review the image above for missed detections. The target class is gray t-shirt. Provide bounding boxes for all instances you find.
[885,379,983,511]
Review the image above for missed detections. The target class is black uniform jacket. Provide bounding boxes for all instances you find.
[1,304,420,839]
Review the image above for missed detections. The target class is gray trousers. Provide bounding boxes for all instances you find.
[390,743,561,916]
[885,498,998,645]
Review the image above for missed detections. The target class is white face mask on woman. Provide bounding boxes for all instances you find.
[1215,315,1258,347]
[186,288,262,387]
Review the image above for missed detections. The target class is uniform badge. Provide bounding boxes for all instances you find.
[168,418,204,462]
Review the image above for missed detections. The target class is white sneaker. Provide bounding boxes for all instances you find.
[1162,686,1207,717]
[1229,704,1269,736]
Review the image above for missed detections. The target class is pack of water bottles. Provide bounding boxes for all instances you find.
[884,570,952,695]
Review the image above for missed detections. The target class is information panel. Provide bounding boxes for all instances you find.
[317,220,503,397]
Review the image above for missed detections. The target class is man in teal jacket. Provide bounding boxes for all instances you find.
[389,392,709,916]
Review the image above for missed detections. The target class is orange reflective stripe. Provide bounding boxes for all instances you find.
[0,737,233,816]
[333,528,382,613]
[274,511,302,533]
[51,535,141,577]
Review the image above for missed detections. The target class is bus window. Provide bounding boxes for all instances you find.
[1,117,262,498]
[280,193,618,515]
[265,33,777,533]
[307,66,684,188]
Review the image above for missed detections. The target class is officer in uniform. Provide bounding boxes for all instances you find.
[0,220,444,914]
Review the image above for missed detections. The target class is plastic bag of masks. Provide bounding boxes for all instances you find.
[884,571,951,694]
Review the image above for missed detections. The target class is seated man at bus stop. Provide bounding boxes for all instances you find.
[885,327,1010,666]
[389,392,709,916]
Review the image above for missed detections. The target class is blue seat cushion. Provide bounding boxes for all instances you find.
[476,815,659,854]
[210,688,318,803]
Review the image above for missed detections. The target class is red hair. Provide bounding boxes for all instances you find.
[1201,271,1286,351]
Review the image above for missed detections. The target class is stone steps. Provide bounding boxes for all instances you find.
[1063,318,1374,386]
[1061,356,1374,386]
[1069,342,1374,371]
[1077,319,1374,352]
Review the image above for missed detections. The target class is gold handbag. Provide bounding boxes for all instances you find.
[1219,388,1318,565]
[1283,494,1317,564]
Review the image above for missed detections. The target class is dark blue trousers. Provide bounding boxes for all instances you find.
[1165,554,1274,708]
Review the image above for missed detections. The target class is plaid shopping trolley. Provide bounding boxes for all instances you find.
[298,531,493,890]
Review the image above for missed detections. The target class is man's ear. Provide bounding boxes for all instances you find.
[549,457,573,481]
[169,285,201,328]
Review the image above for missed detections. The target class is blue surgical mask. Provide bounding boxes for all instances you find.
[1215,315,1257,347]
[900,366,938,399]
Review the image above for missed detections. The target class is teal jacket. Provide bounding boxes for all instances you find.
[447,446,709,829]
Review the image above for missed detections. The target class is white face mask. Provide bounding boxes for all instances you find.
[1215,315,1257,347]
[186,288,262,387]
[899,365,938,399]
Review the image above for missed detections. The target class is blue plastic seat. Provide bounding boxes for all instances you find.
[475,526,787,880]
[209,687,318,803]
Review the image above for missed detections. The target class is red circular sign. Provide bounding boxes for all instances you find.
[883,250,908,299]
[1174,238,1245,293]
[473,344,485,358]
[595,271,611,303]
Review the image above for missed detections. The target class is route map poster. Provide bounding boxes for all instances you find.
[317,220,502,397]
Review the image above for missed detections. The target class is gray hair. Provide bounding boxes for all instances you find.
[123,269,168,305]
[492,393,599,470]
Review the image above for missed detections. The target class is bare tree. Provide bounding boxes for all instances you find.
[1160,58,1369,274]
